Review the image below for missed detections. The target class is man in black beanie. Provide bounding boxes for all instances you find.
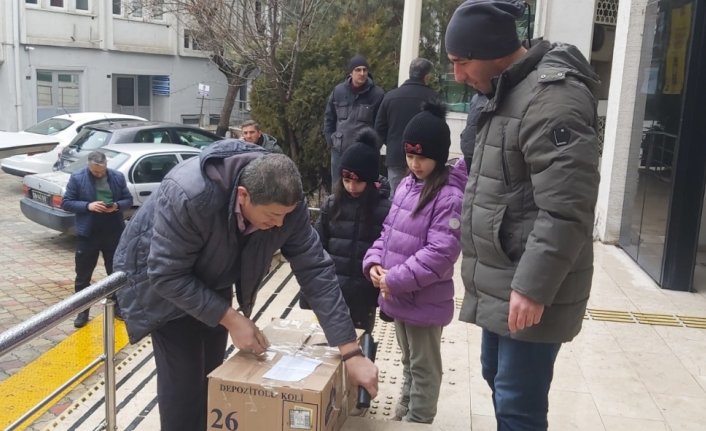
[375,58,438,196]
[323,54,385,187]
[446,1,602,430]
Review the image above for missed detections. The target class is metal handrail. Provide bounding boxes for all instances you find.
[0,271,127,431]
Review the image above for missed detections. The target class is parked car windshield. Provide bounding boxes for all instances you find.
[61,149,129,174]
[69,129,111,151]
[25,118,73,135]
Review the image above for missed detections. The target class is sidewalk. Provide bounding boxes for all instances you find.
[34,242,706,430]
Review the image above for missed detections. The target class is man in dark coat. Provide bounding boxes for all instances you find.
[324,54,385,185]
[375,57,437,195]
[113,140,378,431]
[62,150,133,328]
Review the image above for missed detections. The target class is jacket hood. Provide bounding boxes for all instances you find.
[261,133,277,145]
[497,40,600,99]
[447,158,468,191]
[537,41,600,96]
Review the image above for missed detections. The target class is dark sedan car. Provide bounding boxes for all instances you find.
[57,121,221,167]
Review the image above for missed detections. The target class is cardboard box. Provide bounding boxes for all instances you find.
[207,319,358,431]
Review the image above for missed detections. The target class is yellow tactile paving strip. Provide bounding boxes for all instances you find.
[584,308,706,329]
[0,315,128,430]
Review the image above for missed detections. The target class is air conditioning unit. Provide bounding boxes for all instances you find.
[591,24,616,62]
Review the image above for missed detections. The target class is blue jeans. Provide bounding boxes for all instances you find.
[481,330,561,431]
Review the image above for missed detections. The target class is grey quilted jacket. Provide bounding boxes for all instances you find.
[114,140,356,346]
[460,41,601,343]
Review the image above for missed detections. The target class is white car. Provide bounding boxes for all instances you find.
[20,143,200,233]
[1,112,146,176]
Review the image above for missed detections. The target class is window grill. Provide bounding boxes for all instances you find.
[595,0,619,25]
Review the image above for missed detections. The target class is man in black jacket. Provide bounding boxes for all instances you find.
[114,140,378,431]
[374,58,437,195]
[323,54,385,186]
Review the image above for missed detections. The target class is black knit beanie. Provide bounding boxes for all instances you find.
[347,54,369,73]
[445,0,525,60]
[340,128,380,183]
[402,99,450,165]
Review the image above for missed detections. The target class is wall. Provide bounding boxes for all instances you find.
[594,0,650,242]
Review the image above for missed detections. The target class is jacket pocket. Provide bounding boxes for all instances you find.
[471,204,513,267]
[357,104,375,124]
[500,126,510,186]
[331,131,344,151]
[335,102,350,120]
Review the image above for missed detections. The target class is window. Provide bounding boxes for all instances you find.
[138,76,150,106]
[37,71,53,106]
[184,30,202,50]
[134,129,171,144]
[116,78,135,106]
[151,0,164,20]
[175,129,217,149]
[132,155,179,184]
[25,0,38,5]
[112,0,121,15]
[57,73,79,108]
[50,0,64,7]
[130,0,143,18]
[76,0,89,11]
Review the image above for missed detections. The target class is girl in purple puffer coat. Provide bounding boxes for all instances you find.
[363,101,466,424]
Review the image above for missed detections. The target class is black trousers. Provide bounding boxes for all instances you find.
[74,230,122,293]
[151,315,228,431]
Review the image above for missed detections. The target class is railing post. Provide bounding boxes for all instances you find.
[103,298,117,430]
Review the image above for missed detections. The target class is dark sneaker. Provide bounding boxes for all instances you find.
[74,310,89,328]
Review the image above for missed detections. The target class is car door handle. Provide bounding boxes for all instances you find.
[139,191,152,196]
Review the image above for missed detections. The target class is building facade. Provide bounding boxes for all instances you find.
[0,0,233,132]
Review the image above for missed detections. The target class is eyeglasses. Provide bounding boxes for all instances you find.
[341,169,360,181]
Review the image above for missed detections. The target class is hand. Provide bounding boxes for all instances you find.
[369,265,386,288]
[88,201,111,213]
[219,308,270,355]
[340,344,378,398]
[378,274,389,300]
[508,290,545,333]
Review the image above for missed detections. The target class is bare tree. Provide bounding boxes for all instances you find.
[139,0,334,155]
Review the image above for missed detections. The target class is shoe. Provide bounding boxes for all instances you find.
[349,407,365,417]
[74,310,89,328]
[379,309,394,322]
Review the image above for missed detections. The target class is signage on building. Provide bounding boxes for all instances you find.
[198,83,210,97]
[152,76,171,96]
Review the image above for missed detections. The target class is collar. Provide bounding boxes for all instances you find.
[235,194,258,235]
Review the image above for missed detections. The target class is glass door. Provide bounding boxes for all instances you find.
[619,0,691,282]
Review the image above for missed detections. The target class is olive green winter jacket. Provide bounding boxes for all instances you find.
[460,40,601,343]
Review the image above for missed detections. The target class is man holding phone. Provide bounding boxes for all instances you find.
[62,150,133,328]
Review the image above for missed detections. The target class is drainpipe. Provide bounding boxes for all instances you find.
[12,0,23,130]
